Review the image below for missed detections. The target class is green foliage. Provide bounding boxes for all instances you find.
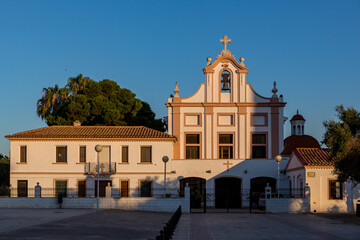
[0,153,10,187]
[323,105,360,184]
[37,74,165,131]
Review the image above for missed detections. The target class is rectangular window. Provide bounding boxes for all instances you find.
[186,134,200,159]
[140,180,152,197]
[55,180,67,197]
[78,180,86,197]
[252,134,267,159]
[122,146,129,163]
[56,146,67,163]
[17,180,28,197]
[20,146,27,163]
[141,146,152,163]
[79,146,86,163]
[329,180,343,199]
[121,180,129,197]
[219,134,233,159]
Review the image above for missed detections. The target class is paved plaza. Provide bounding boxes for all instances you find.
[173,213,360,240]
[1,209,360,240]
[0,209,171,240]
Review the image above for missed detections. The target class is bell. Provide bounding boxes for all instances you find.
[221,73,230,91]
[222,82,230,91]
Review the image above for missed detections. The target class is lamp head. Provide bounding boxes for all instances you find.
[162,156,169,163]
[275,155,282,163]
[95,145,103,152]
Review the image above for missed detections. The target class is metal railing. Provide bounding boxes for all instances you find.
[156,205,182,240]
[84,162,116,174]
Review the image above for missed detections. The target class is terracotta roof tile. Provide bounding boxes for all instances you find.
[294,148,335,167]
[5,126,175,140]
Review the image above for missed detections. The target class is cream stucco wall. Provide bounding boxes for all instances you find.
[10,140,174,192]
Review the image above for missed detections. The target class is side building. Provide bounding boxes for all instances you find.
[5,125,175,198]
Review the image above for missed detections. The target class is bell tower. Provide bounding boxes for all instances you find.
[290,110,306,135]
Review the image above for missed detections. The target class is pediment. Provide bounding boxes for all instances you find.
[203,53,248,74]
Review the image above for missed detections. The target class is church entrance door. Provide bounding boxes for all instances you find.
[180,177,206,210]
[215,177,242,208]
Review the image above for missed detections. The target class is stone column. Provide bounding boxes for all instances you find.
[105,183,112,198]
[35,182,41,198]
[304,184,310,213]
[183,184,191,214]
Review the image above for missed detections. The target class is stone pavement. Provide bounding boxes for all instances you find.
[173,213,360,240]
[0,209,171,239]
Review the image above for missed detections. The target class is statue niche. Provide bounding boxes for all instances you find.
[221,71,231,92]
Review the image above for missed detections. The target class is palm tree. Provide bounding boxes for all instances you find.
[36,85,69,119]
[66,74,90,95]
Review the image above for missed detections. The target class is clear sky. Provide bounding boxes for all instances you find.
[0,0,359,156]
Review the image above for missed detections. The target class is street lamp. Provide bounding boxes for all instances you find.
[275,155,282,198]
[162,156,169,197]
[95,145,103,209]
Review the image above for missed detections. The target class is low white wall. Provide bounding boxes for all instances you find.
[0,196,190,213]
[266,198,310,214]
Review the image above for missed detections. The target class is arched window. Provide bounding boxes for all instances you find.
[297,125,300,135]
[292,125,296,135]
[221,71,231,92]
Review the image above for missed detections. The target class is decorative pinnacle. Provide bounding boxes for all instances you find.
[174,82,180,98]
[240,57,245,67]
[207,57,212,66]
[272,81,278,98]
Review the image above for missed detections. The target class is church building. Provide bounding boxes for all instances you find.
[165,35,288,208]
[7,35,320,210]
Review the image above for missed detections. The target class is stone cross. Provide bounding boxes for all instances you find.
[223,160,233,171]
[220,35,231,51]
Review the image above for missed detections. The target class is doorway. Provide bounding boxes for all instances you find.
[95,180,112,197]
[215,177,242,208]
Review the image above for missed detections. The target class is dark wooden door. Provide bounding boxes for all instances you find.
[120,181,129,197]
[17,180,28,197]
[78,180,86,197]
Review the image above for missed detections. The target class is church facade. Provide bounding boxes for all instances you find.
[166,36,287,208]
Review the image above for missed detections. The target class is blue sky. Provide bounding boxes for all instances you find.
[0,0,359,155]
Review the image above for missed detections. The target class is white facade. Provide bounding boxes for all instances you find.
[286,150,360,213]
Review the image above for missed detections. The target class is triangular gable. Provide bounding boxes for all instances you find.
[285,151,305,171]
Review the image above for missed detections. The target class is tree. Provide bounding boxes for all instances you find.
[323,105,360,185]
[36,84,69,119]
[66,74,90,95]
[37,75,165,131]
[0,154,10,187]
[127,101,166,132]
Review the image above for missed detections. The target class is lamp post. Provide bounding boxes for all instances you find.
[275,155,282,198]
[162,156,169,197]
[95,145,103,209]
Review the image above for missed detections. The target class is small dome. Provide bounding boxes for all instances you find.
[290,114,305,121]
[281,135,320,156]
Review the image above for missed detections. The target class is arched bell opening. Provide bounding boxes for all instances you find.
[221,70,231,92]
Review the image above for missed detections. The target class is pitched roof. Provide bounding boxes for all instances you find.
[294,148,335,167]
[5,126,175,141]
[281,135,320,156]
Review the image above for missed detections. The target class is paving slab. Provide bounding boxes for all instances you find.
[173,213,360,240]
[0,209,171,240]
